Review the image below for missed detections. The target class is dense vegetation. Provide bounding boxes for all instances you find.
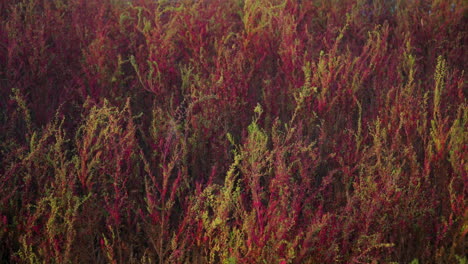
[0,0,466,263]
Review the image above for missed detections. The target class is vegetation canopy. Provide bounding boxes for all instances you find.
[0,0,466,263]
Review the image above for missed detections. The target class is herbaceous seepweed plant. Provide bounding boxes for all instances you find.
[0,0,466,263]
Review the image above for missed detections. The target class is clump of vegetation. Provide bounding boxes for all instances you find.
[0,0,466,263]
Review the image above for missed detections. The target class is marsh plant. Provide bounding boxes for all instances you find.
[0,0,466,263]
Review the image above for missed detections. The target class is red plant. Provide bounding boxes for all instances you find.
[0,0,466,263]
